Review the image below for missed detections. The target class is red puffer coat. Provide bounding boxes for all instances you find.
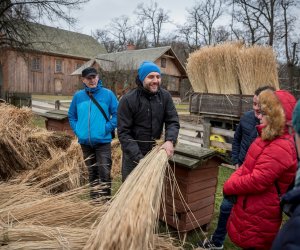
[223,90,297,249]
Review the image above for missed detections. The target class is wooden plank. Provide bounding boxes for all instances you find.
[179,128,198,137]
[180,122,203,131]
[171,154,200,169]
[177,139,202,148]
[178,135,203,144]
[211,127,235,138]
[164,194,215,212]
[175,143,215,160]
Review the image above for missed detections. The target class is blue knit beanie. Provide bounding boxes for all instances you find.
[138,61,161,82]
[292,100,300,135]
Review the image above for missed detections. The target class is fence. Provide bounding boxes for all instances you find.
[31,99,71,115]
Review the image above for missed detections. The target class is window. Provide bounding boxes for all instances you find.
[55,59,63,73]
[161,58,167,68]
[31,57,41,71]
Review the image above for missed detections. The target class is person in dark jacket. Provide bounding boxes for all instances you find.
[117,61,180,182]
[68,67,118,199]
[200,86,275,250]
[272,99,300,250]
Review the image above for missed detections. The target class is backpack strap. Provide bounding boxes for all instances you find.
[86,91,109,122]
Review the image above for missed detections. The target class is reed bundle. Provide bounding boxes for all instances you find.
[0,225,178,250]
[0,225,90,249]
[236,45,279,94]
[0,182,105,228]
[111,139,122,178]
[84,147,172,250]
[20,140,87,192]
[187,42,279,95]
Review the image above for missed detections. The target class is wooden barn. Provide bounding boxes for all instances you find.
[71,46,188,99]
[0,22,106,99]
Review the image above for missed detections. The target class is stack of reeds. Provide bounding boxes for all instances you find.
[84,147,180,250]
[236,45,279,94]
[186,42,279,95]
[0,180,180,249]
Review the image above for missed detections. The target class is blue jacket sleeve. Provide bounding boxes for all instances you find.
[105,92,118,133]
[68,95,78,135]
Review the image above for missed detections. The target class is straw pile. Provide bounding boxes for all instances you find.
[237,45,279,94]
[186,42,279,95]
[84,147,179,250]
[0,180,180,249]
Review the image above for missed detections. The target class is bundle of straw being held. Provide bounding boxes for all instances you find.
[84,146,181,250]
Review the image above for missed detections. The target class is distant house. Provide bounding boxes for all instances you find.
[71,46,188,98]
[0,22,106,98]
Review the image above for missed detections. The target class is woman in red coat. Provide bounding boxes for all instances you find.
[223,90,297,250]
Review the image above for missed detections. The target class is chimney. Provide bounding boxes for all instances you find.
[126,43,136,51]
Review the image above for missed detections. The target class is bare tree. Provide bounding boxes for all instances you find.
[196,0,224,45]
[0,0,88,50]
[280,0,298,90]
[135,1,170,47]
[176,0,225,49]
[229,0,285,46]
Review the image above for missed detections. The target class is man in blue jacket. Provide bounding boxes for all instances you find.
[68,67,118,199]
[200,85,275,250]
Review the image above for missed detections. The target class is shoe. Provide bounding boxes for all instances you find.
[198,235,224,250]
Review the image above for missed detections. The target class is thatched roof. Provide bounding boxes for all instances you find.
[71,46,187,76]
[22,22,106,59]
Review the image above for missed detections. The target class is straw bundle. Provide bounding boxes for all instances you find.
[237,45,279,94]
[0,182,105,228]
[84,147,171,250]
[20,140,87,192]
[111,139,122,178]
[0,225,90,249]
[187,42,242,94]
[187,42,279,95]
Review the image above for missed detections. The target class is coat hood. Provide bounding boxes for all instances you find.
[275,90,297,125]
[258,90,296,141]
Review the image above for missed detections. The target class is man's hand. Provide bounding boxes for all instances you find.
[160,141,174,157]
[235,164,239,170]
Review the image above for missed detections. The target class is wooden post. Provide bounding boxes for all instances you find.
[203,118,211,148]
[55,100,61,110]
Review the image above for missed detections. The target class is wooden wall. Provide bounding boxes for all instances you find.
[0,49,89,95]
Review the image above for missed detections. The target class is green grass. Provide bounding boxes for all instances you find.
[31,114,46,128]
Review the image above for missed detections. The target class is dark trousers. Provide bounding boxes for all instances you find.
[80,143,112,199]
[212,197,234,246]
[121,153,139,182]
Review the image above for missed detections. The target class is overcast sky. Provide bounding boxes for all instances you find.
[65,0,196,36]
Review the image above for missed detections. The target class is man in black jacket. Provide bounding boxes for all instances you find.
[117,61,180,182]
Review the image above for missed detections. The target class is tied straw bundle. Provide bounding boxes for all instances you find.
[84,146,180,250]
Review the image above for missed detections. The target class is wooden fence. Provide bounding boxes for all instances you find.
[32,99,71,115]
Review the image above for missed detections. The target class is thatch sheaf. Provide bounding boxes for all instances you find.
[0,104,182,249]
[186,42,279,95]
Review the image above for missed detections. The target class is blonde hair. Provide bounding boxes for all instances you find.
[259,90,285,141]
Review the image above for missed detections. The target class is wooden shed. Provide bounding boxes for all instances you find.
[0,22,106,99]
[161,143,223,232]
[71,46,189,99]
